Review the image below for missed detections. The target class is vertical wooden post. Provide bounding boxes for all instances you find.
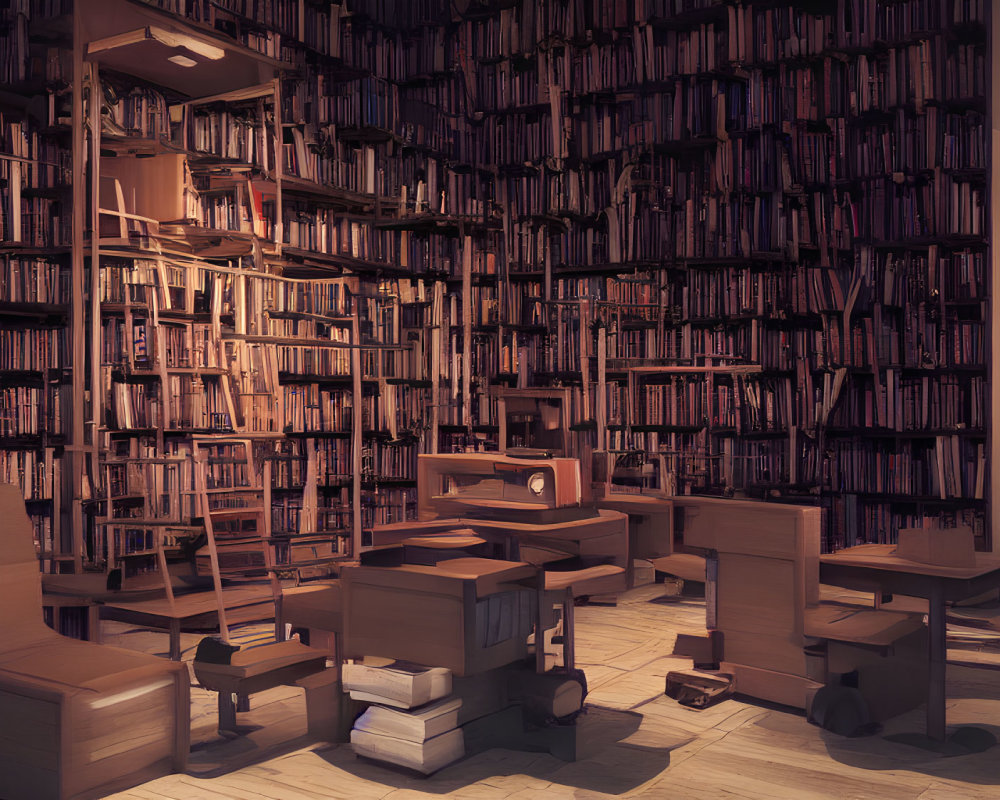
[89,64,102,544]
[990,1,999,552]
[597,325,607,452]
[430,283,441,453]
[193,447,230,643]
[351,315,363,555]
[272,77,284,253]
[68,7,86,571]
[926,581,947,740]
[462,234,472,428]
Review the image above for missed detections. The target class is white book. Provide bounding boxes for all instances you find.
[354,696,461,743]
[344,659,452,709]
[351,726,464,775]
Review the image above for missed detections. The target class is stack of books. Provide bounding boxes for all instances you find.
[344,658,464,774]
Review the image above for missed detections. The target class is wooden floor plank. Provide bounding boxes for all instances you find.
[98,584,1000,800]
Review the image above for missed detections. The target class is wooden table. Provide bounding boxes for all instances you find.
[101,585,276,660]
[820,544,1000,741]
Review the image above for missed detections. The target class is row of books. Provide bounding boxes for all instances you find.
[670,259,983,323]
[361,486,418,528]
[197,190,273,238]
[445,0,982,68]
[311,438,354,487]
[281,385,353,434]
[104,460,180,515]
[101,318,150,369]
[107,376,240,433]
[165,324,222,370]
[831,496,983,551]
[269,495,349,537]
[455,310,988,380]
[622,377,794,433]
[0,6,29,86]
[834,108,987,176]
[553,275,660,304]
[0,117,70,188]
[0,385,63,437]
[445,41,976,130]
[847,173,985,240]
[860,245,987,305]
[233,393,280,435]
[0,446,58,500]
[282,131,387,196]
[103,85,171,139]
[173,103,274,169]
[726,436,820,488]
[362,385,426,437]
[0,328,66,371]
[828,374,985,433]
[828,435,985,499]
[99,259,159,305]
[283,214,493,274]
[270,341,352,377]
[0,256,68,304]
[263,277,354,318]
[0,192,69,247]
[106,381,159,431]
[362,441,417,481]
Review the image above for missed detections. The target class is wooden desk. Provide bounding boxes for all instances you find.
[100,585,276,660]
[820,544,1000,740]
[342,558,539,676]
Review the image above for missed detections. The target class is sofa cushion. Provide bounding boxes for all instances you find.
[0,634,182,695]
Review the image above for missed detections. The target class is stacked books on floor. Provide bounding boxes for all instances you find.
[344,658,464,774]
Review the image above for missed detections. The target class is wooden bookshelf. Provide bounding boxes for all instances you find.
[0,0,993,577]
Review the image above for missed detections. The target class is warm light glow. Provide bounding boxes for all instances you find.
[167,54,197,68]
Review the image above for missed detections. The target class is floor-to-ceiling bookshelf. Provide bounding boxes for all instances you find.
[0,0,991,570]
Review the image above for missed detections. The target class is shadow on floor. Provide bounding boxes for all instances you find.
[307,704,676,796]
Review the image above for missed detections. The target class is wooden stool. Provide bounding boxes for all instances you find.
[193,639,331,733]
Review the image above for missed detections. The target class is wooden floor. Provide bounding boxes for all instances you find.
[101,583,1000,800]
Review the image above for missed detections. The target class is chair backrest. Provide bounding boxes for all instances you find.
[673,496,821,676]
[0,484,50,646]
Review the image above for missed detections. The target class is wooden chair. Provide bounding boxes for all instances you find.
[676,496,927,719]
[592,451,705,586]
[0,484,190,800]
[189,440,339,736]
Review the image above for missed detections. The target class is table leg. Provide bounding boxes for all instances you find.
[169,619,182,661]
[562,590,575,672]
[218,692,237,732]
[88,605,102,644]
[927,580,946,741]
[535,569,546,674]
[535,599,546,674]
